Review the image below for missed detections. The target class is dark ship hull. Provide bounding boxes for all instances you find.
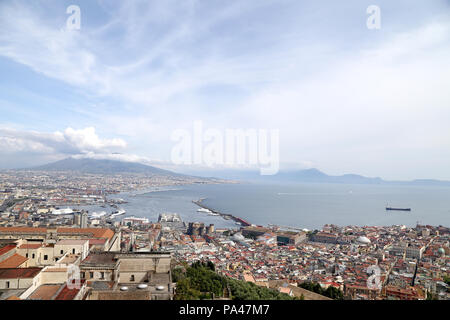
[386,207,411,211]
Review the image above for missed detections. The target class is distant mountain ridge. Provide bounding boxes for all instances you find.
[272,168,384,184]
[180,168,450,186]
[27,157,181,176]
[18,158,450,186]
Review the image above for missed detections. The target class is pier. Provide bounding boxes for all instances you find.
[192,199,251,227]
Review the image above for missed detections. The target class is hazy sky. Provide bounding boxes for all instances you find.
[0,0,449,180]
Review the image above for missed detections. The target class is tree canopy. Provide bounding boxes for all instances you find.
[299,281,344,300]
[174,261,295,300]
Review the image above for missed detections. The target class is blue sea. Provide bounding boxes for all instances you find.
[80,183,450,230]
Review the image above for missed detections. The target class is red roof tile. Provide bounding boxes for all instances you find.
[57,228,114,240]
[0,267,42,279]
[18,244,42,250]
[0,253,28,268]
[0,244,16,256]
[54,280,85,300]
[0,227,114,241]
[29,284,62,300]
[0,227,47,234]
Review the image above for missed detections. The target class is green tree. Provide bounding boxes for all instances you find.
[173,261,294,300]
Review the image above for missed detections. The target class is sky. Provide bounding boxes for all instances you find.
[0,0,449,180]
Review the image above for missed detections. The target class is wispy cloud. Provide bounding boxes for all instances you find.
[0,1,449,179]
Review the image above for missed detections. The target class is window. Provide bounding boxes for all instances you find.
[130,275,135,282]
[44,255,48,260]
[89,272,94,278]
[72,248,75,254]
[80,272,85,279]
[26,253,28,258]
[32,254,35,259]
[60,250,64,254]
[6,281,10,289]
[100,272,105,280]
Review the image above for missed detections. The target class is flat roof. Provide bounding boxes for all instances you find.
[0,289,26,300]
[149,273,171,286]
[56,239,89,245]
[81,252,117,266]
[87,280,115,291]
[58,254,79,265]
[18,244,42,250]
[43,267,67,273]
[88,239,107,245]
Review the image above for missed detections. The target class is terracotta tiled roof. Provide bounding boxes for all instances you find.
[0,244,16,256]
[29,284,62,300]
[0,227,114,240]
[0,267,42,279]
[0,253,28,268]
[54,280,85,300]
[57,228,114,240]
[0,227,47,234]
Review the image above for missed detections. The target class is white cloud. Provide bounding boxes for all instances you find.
[0,136,53,154]
[72,152,164,166]
[62,127,126,152]
[0,126,126,155]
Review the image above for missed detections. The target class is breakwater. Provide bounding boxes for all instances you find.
[192,198,251,227]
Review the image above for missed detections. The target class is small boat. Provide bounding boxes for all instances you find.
[111,209,126,217]
[208,212,219,216]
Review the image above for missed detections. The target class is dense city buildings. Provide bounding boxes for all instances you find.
[0,170,448,300]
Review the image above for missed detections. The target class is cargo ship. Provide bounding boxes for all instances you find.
[386,207,411,212]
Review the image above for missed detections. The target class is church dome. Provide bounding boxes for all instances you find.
[356,236,371,244]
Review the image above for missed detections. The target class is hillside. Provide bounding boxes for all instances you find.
[28,157,181,176]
